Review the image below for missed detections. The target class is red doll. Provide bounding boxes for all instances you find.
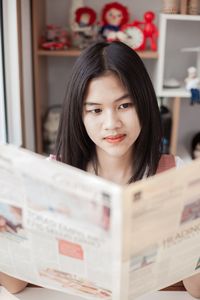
[134,11,158,51]
[72,6,97,49]
[100,2,129,41]
[75,7,96,27]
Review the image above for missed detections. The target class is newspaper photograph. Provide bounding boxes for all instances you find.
[0,144,200,300]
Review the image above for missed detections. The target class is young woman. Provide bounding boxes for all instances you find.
[55,40,181,181]
[0,41,182,293]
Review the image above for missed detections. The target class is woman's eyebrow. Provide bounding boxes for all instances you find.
[84,102,101,106]
[84,94,130,106]
[114,93,130,102]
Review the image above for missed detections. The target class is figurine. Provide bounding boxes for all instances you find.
[41,25,70,50]
[185,66,200,91]
[69,0,84,27]
[133,11,158,51]
[72,6,97,49]
[100,2,129,42]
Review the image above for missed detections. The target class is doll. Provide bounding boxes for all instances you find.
[185,66,200,91]
[133,11,158,51]
[185,66,200,104]
[100,2,129,42]
[72,6,97,49]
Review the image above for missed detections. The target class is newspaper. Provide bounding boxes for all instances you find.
[0,144,200,300]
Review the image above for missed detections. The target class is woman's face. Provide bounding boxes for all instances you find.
[82,72,141,160]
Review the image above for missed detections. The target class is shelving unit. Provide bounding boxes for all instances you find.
[157,13,200,98]
[32,0,160,154]
[31,1,200,156]
[156,13,200,155]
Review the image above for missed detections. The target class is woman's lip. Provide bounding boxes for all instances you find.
[105,134,126,143]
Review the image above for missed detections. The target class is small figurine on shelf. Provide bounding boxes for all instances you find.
[41,25,70,50]
[71,6,97,49]
[184,66,200,104]
[43,105,62,154]
[99,2,129,42]
[133,11,158,51]
[185,66,200,91]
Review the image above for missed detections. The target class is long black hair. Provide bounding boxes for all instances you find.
[55,41,162,182]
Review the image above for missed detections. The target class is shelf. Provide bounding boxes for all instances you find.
[37,48,81,57]
[161,13,200,21]
[157,87,191,98]
[37,48,158,59]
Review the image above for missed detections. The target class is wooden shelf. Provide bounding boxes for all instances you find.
[37,48,158,59]
[37,48,81,57]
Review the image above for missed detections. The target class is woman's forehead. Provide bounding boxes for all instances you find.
[84,72,128,103]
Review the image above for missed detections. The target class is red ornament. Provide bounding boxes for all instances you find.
[133,11,158,51]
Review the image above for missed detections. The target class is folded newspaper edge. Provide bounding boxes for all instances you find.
[0,144,200,300]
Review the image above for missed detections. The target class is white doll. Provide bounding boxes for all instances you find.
[185,66,200,91]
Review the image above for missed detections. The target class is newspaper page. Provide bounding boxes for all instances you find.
[1,144,200,300]
[0,144,123,300]
[121,157,200,299]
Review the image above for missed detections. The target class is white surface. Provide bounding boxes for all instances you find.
[3,0,22,146]
[137,291,196,300]
[0,15,7,143]
[158,88,190,98]
[156,14,200,98]
[160,13,200,21]
[0,287,82,300]
[20,0,35,151]
[0,288,196,300]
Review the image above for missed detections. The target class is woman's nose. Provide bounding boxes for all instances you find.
[103,110,121,130]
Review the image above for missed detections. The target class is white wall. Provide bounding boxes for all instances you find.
[3,0,22,146]
[0,16,7,143]
[21,0,35,151]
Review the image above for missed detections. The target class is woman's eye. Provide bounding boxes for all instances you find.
[89,108,102,114]
[119,103,132,109]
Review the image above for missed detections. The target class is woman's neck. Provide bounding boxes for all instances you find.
[88,150,133,185]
